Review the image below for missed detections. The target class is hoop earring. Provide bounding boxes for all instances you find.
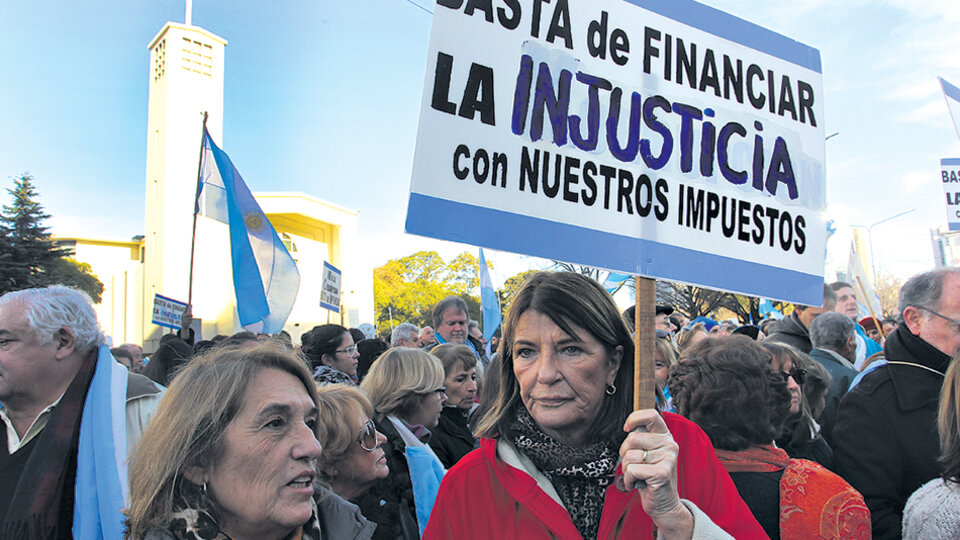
[605,384,617,396]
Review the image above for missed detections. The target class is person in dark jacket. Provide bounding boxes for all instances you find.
[761,342,834,469]
[303,324,361,386]
[670,336,869,540]
[428,344,479,468]
[357,348,448,540]
[764,285,837,353]
[834,268,960,540]
[807,312,857,446]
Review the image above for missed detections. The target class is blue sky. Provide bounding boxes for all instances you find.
[2,0,959,286]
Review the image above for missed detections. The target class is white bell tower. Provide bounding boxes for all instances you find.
[142,18,226,350]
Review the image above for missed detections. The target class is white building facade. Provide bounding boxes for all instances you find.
[59,20,373,351]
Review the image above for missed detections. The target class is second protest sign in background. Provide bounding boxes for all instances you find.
[406,0,825,306]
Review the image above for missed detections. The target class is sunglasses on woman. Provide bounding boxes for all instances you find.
[357,419,379,452]
[780,368,807,385]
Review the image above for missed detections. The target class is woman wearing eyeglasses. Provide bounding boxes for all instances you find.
[356,348,448,540]
[303,324,361,386]
[315,385,389,503]
[761,342,835,469]
[669,336,870,539]
[428,343,480,468]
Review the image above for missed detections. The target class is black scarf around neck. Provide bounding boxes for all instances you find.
[508,407,617,540]
[885,325,951,374]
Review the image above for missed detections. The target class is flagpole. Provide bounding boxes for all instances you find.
[853,276,885,340]
[188,111,209,307]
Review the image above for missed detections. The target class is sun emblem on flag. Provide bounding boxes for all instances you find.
[243,212,266,233]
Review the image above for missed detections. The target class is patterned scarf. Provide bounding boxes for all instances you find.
[312,365,354,387]
[508,407,617,540]
[164,487,323,540]
[2,348,98,540]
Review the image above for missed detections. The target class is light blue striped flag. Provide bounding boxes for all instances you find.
[72,344,128,540]
[479,248,501,341]
[758,298,782,319]
[198,129,300,333]
[602,271,631,293]
[847,242,882,320]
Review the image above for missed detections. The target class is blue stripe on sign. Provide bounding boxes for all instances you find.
[950,223,960,232]
[405,193,824,306]
[942,158,960,166]
[624,0,822,73]
[941,78,960,102]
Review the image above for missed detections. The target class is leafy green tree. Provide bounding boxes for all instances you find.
[0,173,103,300]
[447,252,480,296]
[45,258,104,303]
[499,269,539,313]
[373,251,484,331]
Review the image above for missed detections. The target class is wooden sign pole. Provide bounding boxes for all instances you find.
[634,276,657,410]
[622,275,658,496]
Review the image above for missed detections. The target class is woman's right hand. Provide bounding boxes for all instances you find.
[620,409,693,540]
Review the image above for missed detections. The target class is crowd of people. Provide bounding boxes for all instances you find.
[3,267,960,539]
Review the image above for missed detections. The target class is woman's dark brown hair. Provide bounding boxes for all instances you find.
[473,271,646,445]
[669,336,791,451]
[760,342,820,451]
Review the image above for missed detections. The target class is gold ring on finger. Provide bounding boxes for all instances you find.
[641,449,648,464]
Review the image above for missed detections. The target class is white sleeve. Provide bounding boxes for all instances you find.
[656,499,734,540]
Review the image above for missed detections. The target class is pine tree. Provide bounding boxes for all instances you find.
[0,173,101,299]
[0,205,14,293]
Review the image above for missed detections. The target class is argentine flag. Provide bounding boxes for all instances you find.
[479,248,501,342]
[197,129,300,333]
[847,242,882,320]
[601,272,631,293]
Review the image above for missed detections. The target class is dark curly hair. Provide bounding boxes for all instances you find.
[301,324,349,370]
[668,336,791,451]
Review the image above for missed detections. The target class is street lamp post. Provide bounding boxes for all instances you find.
[866,209,915,282]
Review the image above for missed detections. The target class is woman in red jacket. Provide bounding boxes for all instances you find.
[423,272,766,540]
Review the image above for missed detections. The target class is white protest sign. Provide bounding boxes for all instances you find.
[406,0,826,305]
[152,294,187,330]
[941,158,960,231]
[320,261,342,313]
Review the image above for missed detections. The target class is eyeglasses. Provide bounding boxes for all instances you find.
[357,419,378,452]
[780,368,807,385]
[336,345,358,355]
[909,305,960,333]
[421,386,446,397]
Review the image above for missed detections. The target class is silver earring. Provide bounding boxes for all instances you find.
[202,482,208,495]
[605,384,617,396]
